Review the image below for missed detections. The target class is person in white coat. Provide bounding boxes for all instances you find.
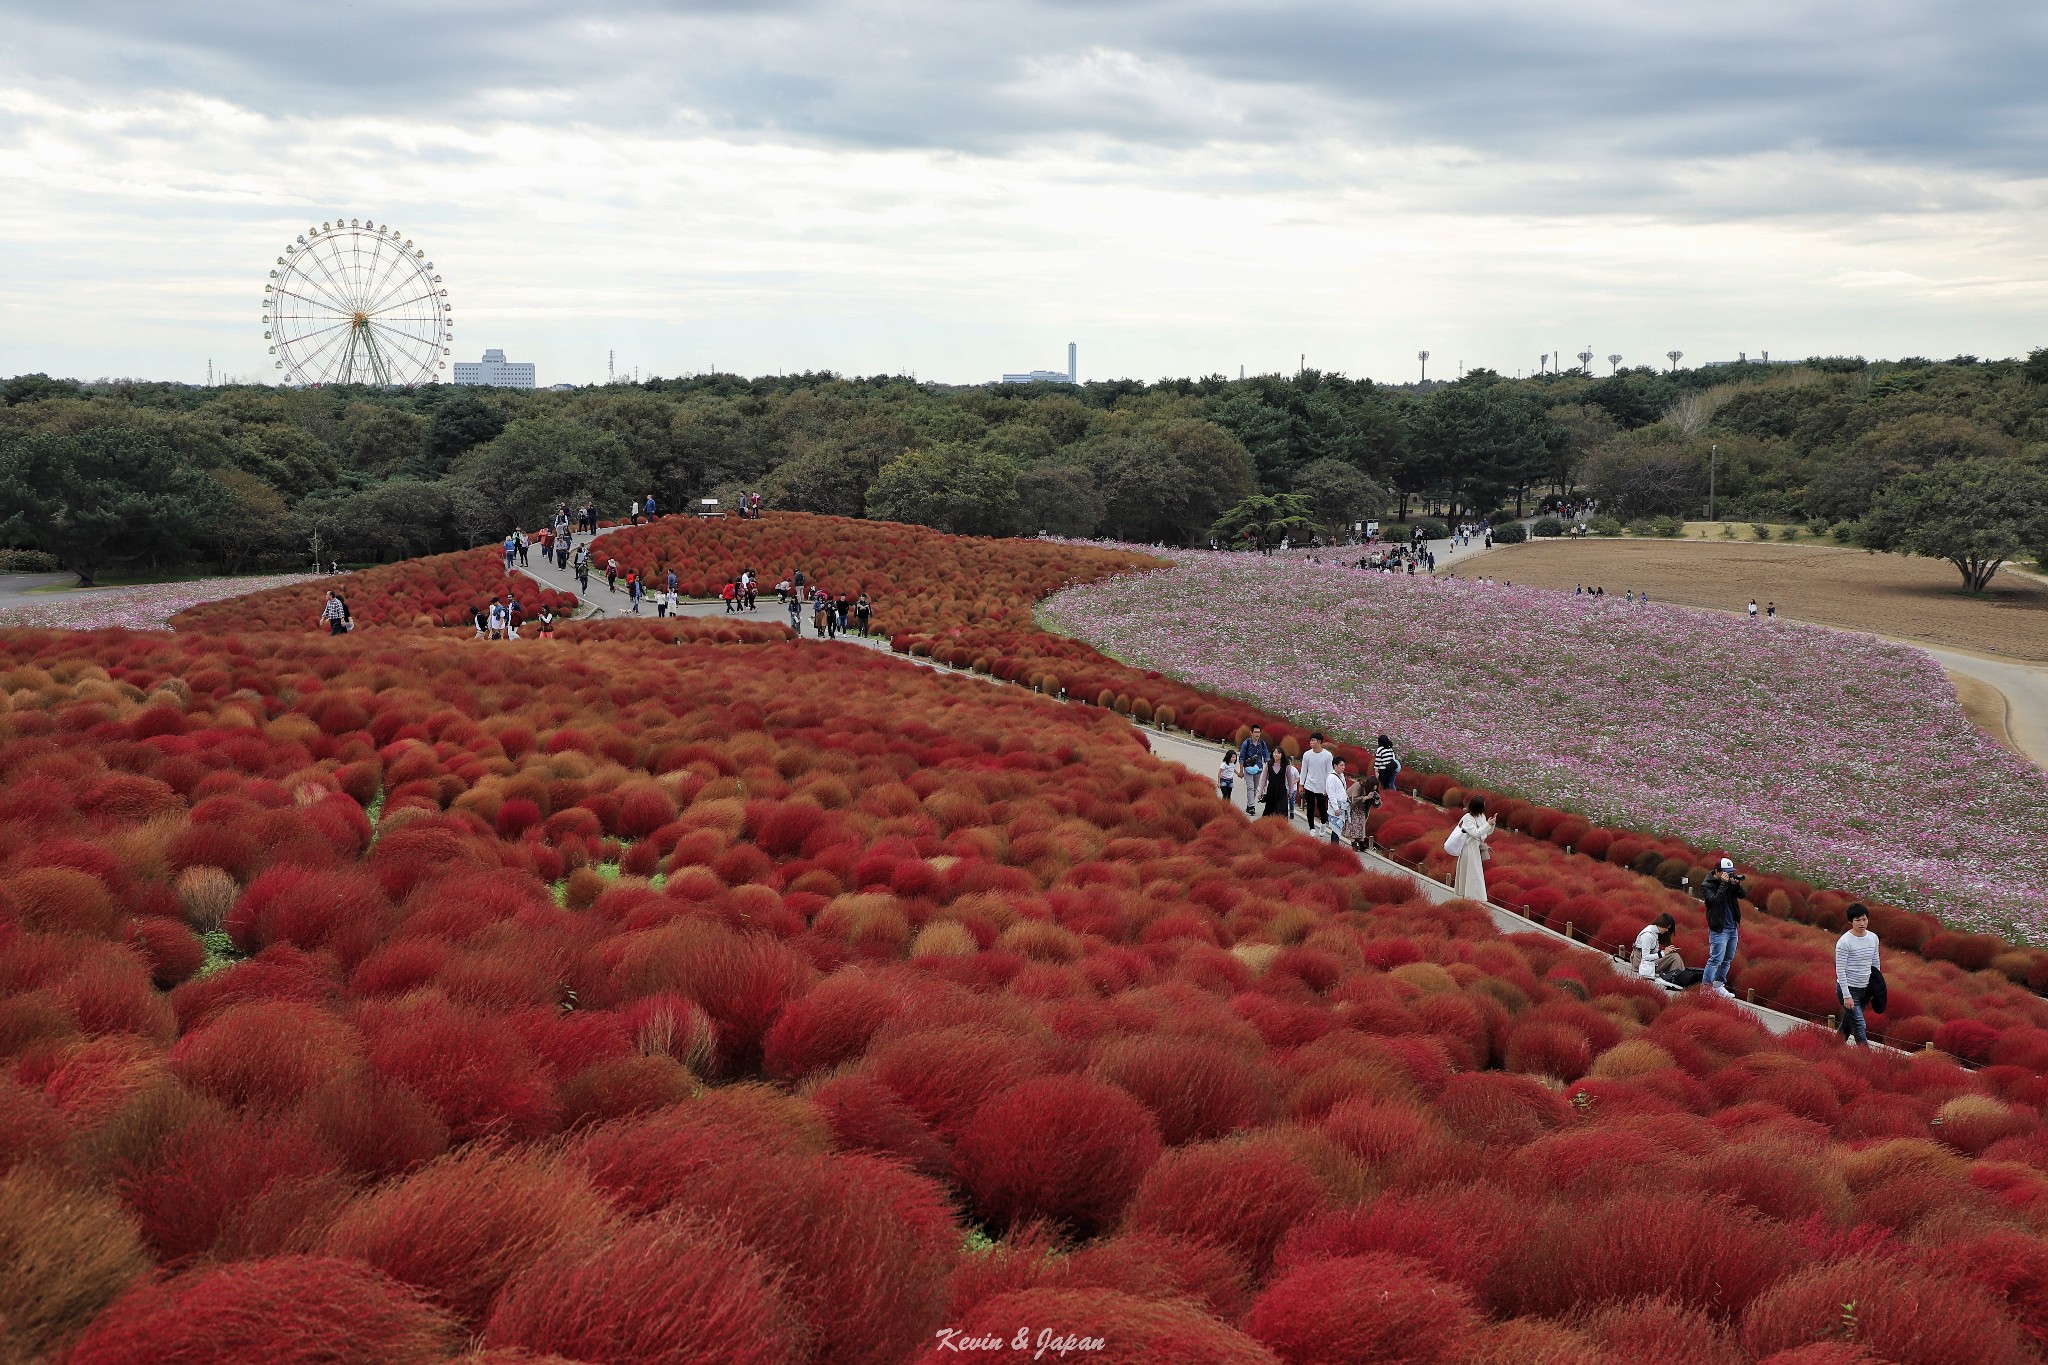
[1323,757,1351,845]
[1449,796,1495,901]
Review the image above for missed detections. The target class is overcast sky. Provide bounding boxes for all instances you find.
[2,0,2044,386]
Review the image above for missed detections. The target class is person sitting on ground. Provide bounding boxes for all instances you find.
[1627,913,1700,987]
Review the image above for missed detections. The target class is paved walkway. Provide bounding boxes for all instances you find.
[0,573,76,600]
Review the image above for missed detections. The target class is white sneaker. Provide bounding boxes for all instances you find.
[1712,984,1735,999]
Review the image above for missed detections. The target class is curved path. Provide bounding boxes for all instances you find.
[508,523,1849,1040]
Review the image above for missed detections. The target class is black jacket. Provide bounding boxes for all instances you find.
[1702,876,1743,933]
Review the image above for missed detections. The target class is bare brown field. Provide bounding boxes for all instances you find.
[1484,539,2048,662]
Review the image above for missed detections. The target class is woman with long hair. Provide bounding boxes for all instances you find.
[1450,795,1494,902]
[1262,754,1293,819]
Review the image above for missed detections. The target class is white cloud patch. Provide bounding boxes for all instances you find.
[0,1,2044,383]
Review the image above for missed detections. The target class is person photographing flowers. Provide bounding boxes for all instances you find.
[1445,796,1494,901]
[1701,859,1743,999]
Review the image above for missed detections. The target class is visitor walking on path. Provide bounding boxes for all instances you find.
[1322,757,1350,845]
[1836,904,1883,1046]
[787,593,802,630]
[1342,766,1379,850]
[1373,735,1400,791]
[1448,796,1494,901]
[605,558,619,593]
[855,594,871,636]
[1701,859,1744,998]
[627,574,643,614]
[1299,734,1333,830]
[1261,753,1293,820]
[1237,727,1272,815]
[574,545,590,594]
[1217,750,1236,803]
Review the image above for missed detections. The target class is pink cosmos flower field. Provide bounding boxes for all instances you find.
[0,574,322,632]
[1042,549,2048,940]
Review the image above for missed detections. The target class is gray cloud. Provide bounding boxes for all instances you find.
[6,0,2044,177]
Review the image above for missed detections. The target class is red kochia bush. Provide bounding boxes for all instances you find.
[167,999,359,1111]
[65,1255,461,1365]
[357,995,559,1140]
[1492,1192,1796,1321]
[656,1150,960,1365]
[482,1216,809,1365]
[1122,1135,1331,1278]
[955,1076,1163,1234]
[1741,1254,2037,1365]
[1086,1034,1283,1145]
[811,1073,954,1177]
[1244,1253,1476,1365]
[909,1286,1279,1365]
[318,1146,618,1327]
[225,866,393,969]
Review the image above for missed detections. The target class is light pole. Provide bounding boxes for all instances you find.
[1577,348,1593,373]
[1708,443,1718,523]
[1418,350,1430,383]
[1667,350,1684,373]
[1607,354,1622,374]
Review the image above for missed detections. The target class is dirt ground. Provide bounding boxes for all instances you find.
[1483,540,2048,662]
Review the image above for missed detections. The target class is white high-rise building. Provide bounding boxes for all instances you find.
[452,348,536,388]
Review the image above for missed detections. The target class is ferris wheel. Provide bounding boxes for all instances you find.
[262,218,451,386]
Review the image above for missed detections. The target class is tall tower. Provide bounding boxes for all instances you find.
[1067,342,1077,383]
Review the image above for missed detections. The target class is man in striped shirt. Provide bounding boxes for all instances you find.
[1836,904,1881,1046]
[1373,736,1400,791]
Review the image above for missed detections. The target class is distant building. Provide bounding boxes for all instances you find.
[1001,342,1078,386]
[452,349,536,388]
[546,382,578,392]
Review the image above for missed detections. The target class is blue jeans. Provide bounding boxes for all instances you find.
[1704,927,1738,987]
[1838,982,1871,1045]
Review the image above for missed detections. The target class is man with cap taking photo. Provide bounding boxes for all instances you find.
[1700,857,1744,999]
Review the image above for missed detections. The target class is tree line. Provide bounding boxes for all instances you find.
[1,351,2045,584]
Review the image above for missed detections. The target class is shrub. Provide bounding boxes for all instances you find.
[0,1165,148,1360]
[1741,1255,2035,1365]
[167,1000,359,1111]
[1531,516,1565,537]
[66,1255,462,1365]
[358,995,559,1140]
[303,1070,450,1182]
[909,1287,1277,1365]
[1086,1034,1282,1145]
[1245,1252,1476,1365]
[864,1026,1048,1139]
[811,1073,953,1176]
[655,1150,958,1365]
[1491,523,1528,545]
[1274,1188,1516,1298]
[1434,1071,1571,1146]
[482,1215,810,1365]
[955,1076,1163,1234]
[1491,1192,1797,1321]
[319,1147,619,1327]
[761,969,903,1079]
[123,1112,347,1265]
[1123,1135,1331,1278]
[1589,515,1623,536]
